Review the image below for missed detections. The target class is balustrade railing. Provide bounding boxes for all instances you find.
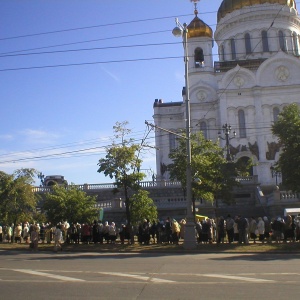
[33,180,182,193]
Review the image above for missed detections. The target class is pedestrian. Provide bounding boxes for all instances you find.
[179,219,186,240]
[233,217,239,242]
[217,216,225,243]
[249,217,258,244]
[171,219,180,245]
[14,224,22,243]
[257,217,265,243]
[54,225,63,251]
[263,216,271,243]
[272,217,284,243]
[30,225,39,251]
[236,216,249,244]
[196,220,202,243]
[6,225,12,243]
[108,222,117,244]
[226,214,235,243]
[23,223,30,243]
[165,217,172,244]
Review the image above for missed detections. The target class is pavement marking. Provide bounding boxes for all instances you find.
[203,274,275,283]
[99,271,175,283]
[11,269,85,282]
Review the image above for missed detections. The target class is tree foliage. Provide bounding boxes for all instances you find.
[97,121,145,226]
[42,185,98,225]
[0,168,38,226]
[168,132,239,204]
[272,103,300,191]
[129,190,158,225]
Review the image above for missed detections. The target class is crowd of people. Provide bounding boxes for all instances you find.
[0,214,299,250]
[195,214,300,244]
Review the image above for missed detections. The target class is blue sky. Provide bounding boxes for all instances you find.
[0,0,222,185]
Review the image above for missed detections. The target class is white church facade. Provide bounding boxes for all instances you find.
[153,0,300,188]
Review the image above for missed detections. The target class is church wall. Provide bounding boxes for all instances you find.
[153,1,300,187]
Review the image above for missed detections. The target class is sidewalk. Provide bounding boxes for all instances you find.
[1,240,299,253]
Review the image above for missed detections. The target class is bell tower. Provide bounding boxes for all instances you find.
[186,0,214,72]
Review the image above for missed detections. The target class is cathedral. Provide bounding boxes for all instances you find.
[153,0,300,188]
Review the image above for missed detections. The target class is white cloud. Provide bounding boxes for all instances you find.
[0,134,14,141]
[20,129,60,144]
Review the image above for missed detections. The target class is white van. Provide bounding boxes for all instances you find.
[284,208,300,217]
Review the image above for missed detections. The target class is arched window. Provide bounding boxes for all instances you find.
[231,38,236,60]
[200,121,208,139]
[273,107,280,122]
[220,44,225,61]
[194,47,204,67]
[245,33,251,55]
[279,30,286,52]
[262,30,269,52]
[293,33,299,55]
[238,110,247,138]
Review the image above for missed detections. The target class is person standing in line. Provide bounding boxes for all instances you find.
[272,217,284,243]
[165,217,172,244]
[233,217,239,242]
[92,220,99,244]
[195,220,202,243]
[226,214,235,243]
[14,223,22,243]
[217,216,226,244]
[171,219,180,245]
[179,219,186,241]
[263,216,271,243]
[54,224,63,251]
[108,222,117,244]
[249,217,258,244]
[6,225,12,243]
[236,216,249,244]
[257,217,265,243]
[23,223,30,244]
[30,225,39,251]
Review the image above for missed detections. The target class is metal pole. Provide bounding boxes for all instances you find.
[182,23,196,249]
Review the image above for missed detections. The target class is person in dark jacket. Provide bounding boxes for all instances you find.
[236,215,249,244]
[272,217,284,243]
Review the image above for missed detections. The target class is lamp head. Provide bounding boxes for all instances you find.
[172,26,183,37]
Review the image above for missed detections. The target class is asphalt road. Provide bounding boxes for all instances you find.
[0,250,299,299]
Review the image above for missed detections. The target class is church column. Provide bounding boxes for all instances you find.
[218,93,228,126]
[253,88,266,161]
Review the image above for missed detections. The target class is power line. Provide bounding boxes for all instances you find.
[0,41,180,58]
[0,13,193,41]
[0,30,171,56]
[0,56,181,72]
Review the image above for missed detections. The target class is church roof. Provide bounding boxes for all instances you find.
[187,15,213,38]
[217,0,297,22]
[187,8,213,38]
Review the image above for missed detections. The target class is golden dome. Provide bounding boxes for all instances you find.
[218,0,297,22]
[187,13,213,38]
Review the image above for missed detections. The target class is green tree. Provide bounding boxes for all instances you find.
[272,103,300,191]
[168,132,239,207]
[129,190,158,225]
[42,185,98,225]
[97,121,145,228]
[0,168,38,230]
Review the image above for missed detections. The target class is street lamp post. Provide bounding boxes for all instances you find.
[218,123,236,162]
[270,165,281,186]
[172,19,196,249]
